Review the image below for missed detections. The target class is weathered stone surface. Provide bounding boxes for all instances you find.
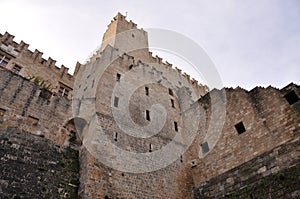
[0,127,79,199]
[193,138,300,198]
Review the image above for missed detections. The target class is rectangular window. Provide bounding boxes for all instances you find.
[149,143,152,152]
[235,121,246,134]
[174,121,178,132]
[114,96,119,107]
[0,54,10,67]
[145,87,149,96]
[59,86,69,97]
[169,88,173,96]
[114,132,118,141]
[146,110,150,121]
[116,73,121,82]
[11,65,22,74]
[171,99,175,108]
[58,82,72,98]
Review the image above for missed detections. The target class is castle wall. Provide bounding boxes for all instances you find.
[0,127,79,199]
[187,84,300,197]
[76,44,208,198]
[194,137,300,198]
[0,68,73,146]
[0,32,77,99]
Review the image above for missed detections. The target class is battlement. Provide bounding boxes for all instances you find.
[147,51,209,93]
[0,31,78,78]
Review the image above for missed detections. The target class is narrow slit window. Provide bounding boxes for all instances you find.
[146,110,150,121]
[201,142,209,154]
[114,132,118,141]
[145,87,149,96]
[171,99,175,108]
[149,143,152,152]
[169,88,173,96]
[116,73,121,82]
[114,96,119,107]
[180,155,183,163]
[235,121,246,134]
[284,91,299,105]
[174,121,178,132]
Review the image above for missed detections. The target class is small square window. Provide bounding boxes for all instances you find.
[116,73,121,82]
[146,110,150,121]
[145,87,149,96]
[169,88,173,96]
[174,121,178,132]
[284,91,299,105]
[235,121,246,134]
[201,142,209,154]
[114,96,119,107]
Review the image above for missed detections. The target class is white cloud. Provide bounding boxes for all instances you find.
[0,0,299,89]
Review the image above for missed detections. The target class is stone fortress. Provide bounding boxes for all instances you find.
[0,12,299,198]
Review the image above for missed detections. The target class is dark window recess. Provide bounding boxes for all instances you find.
[114,132,118,141]
[129,64,133,70]
[114,96,119,107]
[146,110,150,121]
[116,73,121,82]
[235,121,246,134]
[171,99,175,108]
[180,155,183,163]
[145,87,149,96]
[174,121,178,132]
[149,143,152,152]
[104,196,109,199]
[12,65,22,74]
[201,142,209,154]
[284,91,299,105]
[169,88,173,96]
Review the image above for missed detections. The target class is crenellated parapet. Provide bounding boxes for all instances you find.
[0,31,84,98]
[0,31,79,80]
[147,52,209,94]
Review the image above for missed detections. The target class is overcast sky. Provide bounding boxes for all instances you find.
[1,0,299,90]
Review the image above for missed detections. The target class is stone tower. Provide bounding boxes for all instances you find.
[98,12,150,63]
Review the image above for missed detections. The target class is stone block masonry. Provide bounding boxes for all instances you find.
[0,127,79,199]
[193,137,300,198]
